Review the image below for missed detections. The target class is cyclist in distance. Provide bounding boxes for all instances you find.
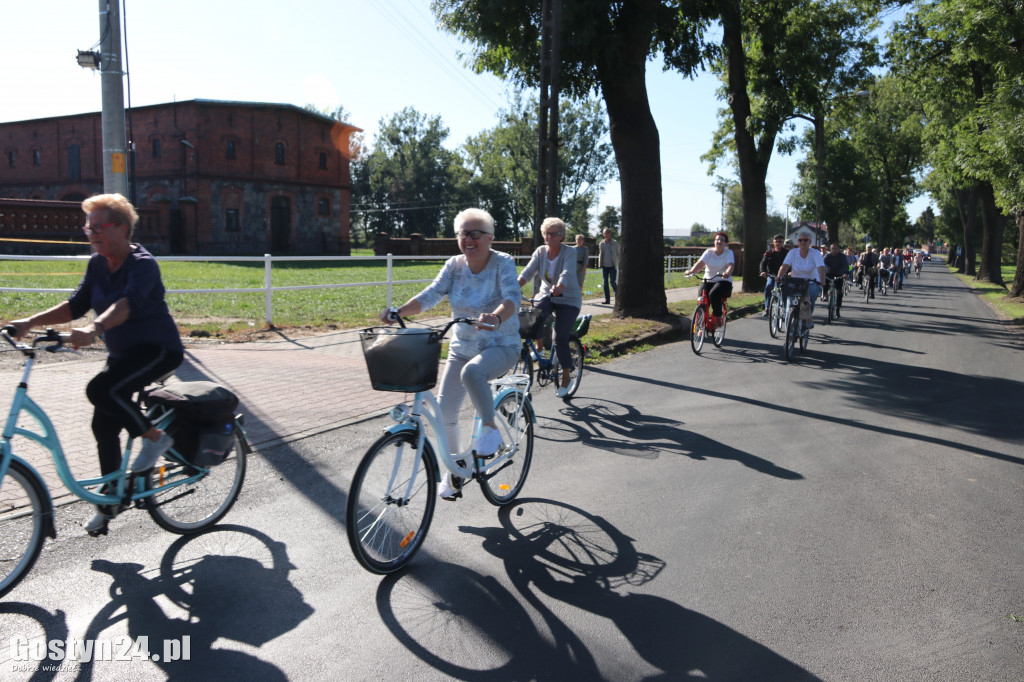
[518,217,584,398]
[846,246,859,280]
[759,234,788,317]
[859,244,880,296]
[379,208,521,500]
[878,247,894,291]
[684,231,734,326]
[823,242,849,318]
[8,193,184,534]
[777,234,826,327]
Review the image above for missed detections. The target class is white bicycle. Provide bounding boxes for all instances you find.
[346,317,535,574]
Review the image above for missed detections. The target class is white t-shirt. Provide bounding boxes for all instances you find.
[783,248,825,281]
[698,248,734,283]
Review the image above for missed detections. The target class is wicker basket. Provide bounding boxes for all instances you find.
[359,327,442,392]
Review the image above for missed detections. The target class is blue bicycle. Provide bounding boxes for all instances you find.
[511,299,589,400]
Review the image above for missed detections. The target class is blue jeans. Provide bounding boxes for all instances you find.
[764,276,778,309]
[602,266,617,301]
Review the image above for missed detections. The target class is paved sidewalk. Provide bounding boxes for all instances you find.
[2,288,699,502]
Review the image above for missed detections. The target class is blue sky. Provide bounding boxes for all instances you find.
[4,0,925,236]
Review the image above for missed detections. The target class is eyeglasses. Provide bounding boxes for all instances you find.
[458,229,491,240]
[797,238,810,243]
[542,231,562,239]
[82,222,119,235]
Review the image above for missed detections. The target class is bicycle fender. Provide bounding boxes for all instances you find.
[381,423,419,437]
[0,450,57,539]
[493,388,535,423]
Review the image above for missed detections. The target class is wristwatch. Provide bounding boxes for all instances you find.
[92,320,105,338]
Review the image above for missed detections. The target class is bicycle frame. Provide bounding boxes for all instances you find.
[378,374,533,492]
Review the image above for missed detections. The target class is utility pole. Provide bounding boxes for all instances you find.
[535,0,561,246]
[99,0,128,196]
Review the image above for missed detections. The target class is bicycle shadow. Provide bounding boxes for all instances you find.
[0,603,69,682]
[541,398,803,480]
[462,498,819,681]
[72,525,313,681]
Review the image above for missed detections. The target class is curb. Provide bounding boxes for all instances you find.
[590,303,762,358]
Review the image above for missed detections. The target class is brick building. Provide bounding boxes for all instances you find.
[0,99,361,255]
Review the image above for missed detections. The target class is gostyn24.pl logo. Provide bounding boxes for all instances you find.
[9,635,191,663]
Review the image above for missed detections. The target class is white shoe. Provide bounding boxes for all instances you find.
[131,431,174,472]
[473,425,502,457]
[556,386,568,398]
[438,473,462,501]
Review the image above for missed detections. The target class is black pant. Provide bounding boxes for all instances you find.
[699,280,733,317]
[86,345,183,475]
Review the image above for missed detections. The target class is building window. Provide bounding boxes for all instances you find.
[319,152,327,170]
[317,198,331,216]
[32,149,41,166]
[275,142,285,165]
[225,208,240,232]
[225,140,236,159]
[152,139,161,158]
[7,150,15,168]
[67,144,81,180]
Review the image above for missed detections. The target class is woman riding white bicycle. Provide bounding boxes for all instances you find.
[778,235,826,326]
[379,207,520,501]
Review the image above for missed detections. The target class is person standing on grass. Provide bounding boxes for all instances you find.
[598,228,620,305]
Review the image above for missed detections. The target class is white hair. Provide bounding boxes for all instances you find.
[454,208,495,234]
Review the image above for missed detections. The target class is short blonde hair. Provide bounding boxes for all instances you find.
[454,208,494,234]
[82,193,139,237]
[540,217,565,237]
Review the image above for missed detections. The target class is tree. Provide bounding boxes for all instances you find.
[701,0,879,292]
[432,0,711,318]
[460,93,617,240]
[597,205,621,239]
[888,0,1018,286]
[351,107,464,239]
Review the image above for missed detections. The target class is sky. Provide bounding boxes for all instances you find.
[3,0,927,237]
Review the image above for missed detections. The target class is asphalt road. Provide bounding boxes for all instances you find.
[2,261,1022,681]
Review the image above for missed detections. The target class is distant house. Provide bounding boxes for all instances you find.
[0,99,362,255]
[787,221,827,245]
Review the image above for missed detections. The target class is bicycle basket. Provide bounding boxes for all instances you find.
[518,306,545,339]
[359,327,442,392]
[780,278,810,298]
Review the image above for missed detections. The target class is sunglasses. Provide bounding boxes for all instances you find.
[458,229,491,240]
[82,222,119,236]
[798,239,810,243]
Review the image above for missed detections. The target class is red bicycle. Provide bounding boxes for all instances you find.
[686,274,729,355]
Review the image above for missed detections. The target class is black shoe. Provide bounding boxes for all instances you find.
[603,300,610,305]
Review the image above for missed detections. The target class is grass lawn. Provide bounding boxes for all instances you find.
[949,262,1023,325]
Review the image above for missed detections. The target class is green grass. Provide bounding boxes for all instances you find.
[948,262,1024,325]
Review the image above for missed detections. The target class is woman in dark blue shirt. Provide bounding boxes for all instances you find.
[10,194,184,534]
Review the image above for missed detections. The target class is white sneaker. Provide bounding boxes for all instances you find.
[556,386,568,398]
[438,473,462,501]
[131,431,174,472]
[473,425,502,457]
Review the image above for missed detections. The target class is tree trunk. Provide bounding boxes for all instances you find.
[598,10,667,319]
[719,0,768,292]
[1012,210,1024,298]
[976,181,1006,286]
[954,187,978,276]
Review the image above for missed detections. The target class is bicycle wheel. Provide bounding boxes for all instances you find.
[146,427,247,534]
[827,287,836,323]
[510,346,535,392]
[0,459,49,598]
[550,336,584,399]
[783,309,798,362]
[864,280,871,303]
[768,295,781,339]
[799,322,809,352]
[690,306,706,354]
[346,430,437,574]
[712,311,727,347]
[479,392,534,506]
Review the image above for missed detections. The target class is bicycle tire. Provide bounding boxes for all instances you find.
[799,322,809,352]
[690,306,706,354]
[827,287,836,323]
[864,280,871,304]
[551,336,585,400]
[511,346,535,392]
[713,311,727,347]
[146,426,247,534]
[346,430,437,574]
[479,392,534,506]
[768,295,781,339]
[784,309,798,362]
[0,459,49,598]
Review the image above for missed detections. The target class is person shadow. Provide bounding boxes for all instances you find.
[463,499,820,681]
[72,526,313,681]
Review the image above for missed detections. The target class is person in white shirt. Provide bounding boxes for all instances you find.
[778,234,826,327]
[684,232,734,323]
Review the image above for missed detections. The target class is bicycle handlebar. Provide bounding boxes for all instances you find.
[0,327,78,357]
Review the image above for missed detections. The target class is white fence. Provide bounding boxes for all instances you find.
[2,253,698,325]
